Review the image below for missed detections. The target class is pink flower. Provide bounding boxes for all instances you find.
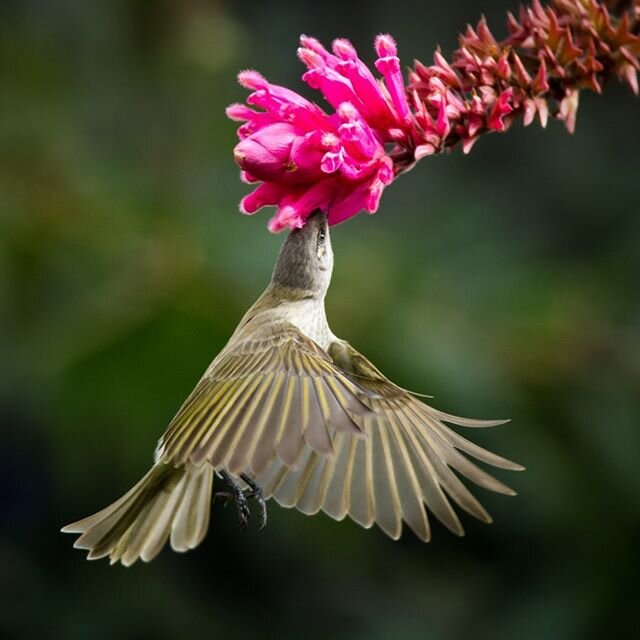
[228,36,410,232]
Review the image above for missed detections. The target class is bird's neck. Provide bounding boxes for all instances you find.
[238,286,335,351]
[278,295,334,350]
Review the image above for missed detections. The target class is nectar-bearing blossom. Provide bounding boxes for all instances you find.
[228,37,406,232]
[228,0,640,232]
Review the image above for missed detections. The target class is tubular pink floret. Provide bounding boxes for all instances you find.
[299,35,328,54]
[336,102,379,158]
[301,68,358,110]
[237,70,268,90]
[321,150,344,173]
[297,47,324,69]
[225,103,257,121]
[332,38,358,60]
[268,180,337,232]
[240,182,290,214]
[375,44,412,123]
[299,35,340,68]
[335,62,393,125]
[375,34,398,58]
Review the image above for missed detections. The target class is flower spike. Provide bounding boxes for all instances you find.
[228,0,640,232]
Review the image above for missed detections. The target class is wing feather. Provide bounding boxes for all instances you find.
[274,377,305,467]
[295,452,325,515]
[253,340,521,541]
[249,373,290,475]
[225,373,280,475]
[303,377,334,456]
[256,455,289,497]
[347,435,374,529]
[370,415,403,539]
[383,412,430,540]
[428,418,524,471]
[199,376,265,467]
[253,339,521,542]
[391,417,464,535]
[272,446,315,507]
[167,347,273,457]
[402,404,493,522]
[321,434,356,520]
[156,322,369,476]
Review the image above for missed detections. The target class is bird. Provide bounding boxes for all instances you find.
[62,211,523,566]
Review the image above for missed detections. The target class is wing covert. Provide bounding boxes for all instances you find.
[156,323,369,475]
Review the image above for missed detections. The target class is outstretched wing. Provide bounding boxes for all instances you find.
[156,323,370,476]
[255,340,523,541]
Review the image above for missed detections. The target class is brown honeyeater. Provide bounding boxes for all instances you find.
[62,211,523,566]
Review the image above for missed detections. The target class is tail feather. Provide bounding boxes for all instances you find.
[61,464,214,566]
[171,467,213,552]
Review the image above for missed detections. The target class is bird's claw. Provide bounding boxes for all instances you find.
[215,471,267,531]
[234,486,251,530]
[241,473,267,531]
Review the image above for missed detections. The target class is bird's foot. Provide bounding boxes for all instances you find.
[214,471,267,531]
[240,473,267,531]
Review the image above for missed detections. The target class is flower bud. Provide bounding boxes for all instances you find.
[233,123,299,182]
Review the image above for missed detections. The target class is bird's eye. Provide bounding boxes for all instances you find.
[316,224,327,259]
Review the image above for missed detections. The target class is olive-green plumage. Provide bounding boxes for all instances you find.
[62,211,523,565]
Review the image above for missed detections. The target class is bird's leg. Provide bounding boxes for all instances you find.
[214,471,250,530]
[213,471,267,530]
[240,473,267,531]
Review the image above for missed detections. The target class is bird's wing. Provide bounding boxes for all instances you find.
[156,323,370,476]
[255,339,523,541]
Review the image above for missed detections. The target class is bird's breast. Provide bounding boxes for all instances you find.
[281,299,334,351]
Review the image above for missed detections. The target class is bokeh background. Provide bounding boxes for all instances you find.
[2,0,639,638]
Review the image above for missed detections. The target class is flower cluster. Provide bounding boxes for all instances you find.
[409,0,640,153]
[227,35,409,232]
[228,0,640,232]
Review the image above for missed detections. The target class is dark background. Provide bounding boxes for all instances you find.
[1,1,639,638]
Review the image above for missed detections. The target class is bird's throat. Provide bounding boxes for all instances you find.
[281,297,334,350]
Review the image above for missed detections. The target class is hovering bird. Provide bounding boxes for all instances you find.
[62,211,523,566]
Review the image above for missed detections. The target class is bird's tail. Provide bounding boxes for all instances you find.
[61,463,214,566]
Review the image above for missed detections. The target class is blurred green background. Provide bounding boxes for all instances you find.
[1,0,639,638]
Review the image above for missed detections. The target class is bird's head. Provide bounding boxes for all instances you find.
[270,210,333,299]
